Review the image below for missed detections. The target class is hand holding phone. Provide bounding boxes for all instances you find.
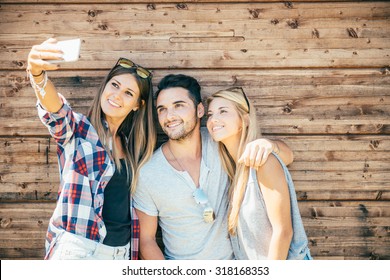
[48,38,81,63]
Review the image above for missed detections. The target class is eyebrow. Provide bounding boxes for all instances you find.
[156,100,187,110]
[208,106,229,112]
[112,78,136,94]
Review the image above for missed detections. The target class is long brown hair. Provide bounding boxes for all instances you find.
[88,64,156,192]
[207,88,259,235]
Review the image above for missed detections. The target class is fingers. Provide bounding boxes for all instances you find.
[32,50,64,61]
[238,139,274,168]
[248,144,261,168]
[27,38,63,74]
[238,146,249,166]
[238,144,260,168]
[43,38,58,44]
[256,147,271,167]
[33,43,63,54]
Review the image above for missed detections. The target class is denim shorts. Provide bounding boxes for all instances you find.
[49,231,130,260]
[303,250,313,260]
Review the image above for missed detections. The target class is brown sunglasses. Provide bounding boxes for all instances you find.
[226,86,250,112]
[115,57,152,79]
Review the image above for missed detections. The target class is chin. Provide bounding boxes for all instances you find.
[210,133,223,142]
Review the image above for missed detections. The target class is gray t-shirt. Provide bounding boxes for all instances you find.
[134,128,234,260]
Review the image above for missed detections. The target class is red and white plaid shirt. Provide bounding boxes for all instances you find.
[37,95,139,260]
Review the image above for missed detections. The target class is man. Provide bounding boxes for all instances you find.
[133,74,293,259]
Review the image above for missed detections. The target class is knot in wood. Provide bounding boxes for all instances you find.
[176,3,188,10]
[284,2,294,9]
[283,104,292,114]
[347,28,358,38]
[312,29,320,38]
[0,218,12,228]
[12,61,24,68]
[380,66,390,75]
[88,10,97,17]
[147,4,156,10]
[249,9,261,19]
[98,23,108,31]
[287,19,299,29]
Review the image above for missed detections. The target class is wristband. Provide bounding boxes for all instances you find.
[32,71,44,77]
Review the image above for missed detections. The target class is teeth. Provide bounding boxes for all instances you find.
[213,126,223,131]
[108,99,121,108]
[167,122,181,128]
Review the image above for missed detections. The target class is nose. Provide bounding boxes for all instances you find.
[166,108,176,120]
[111,89,122,100]
[209,115,219,123]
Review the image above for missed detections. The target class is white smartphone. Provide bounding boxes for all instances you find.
[48,38,81,63]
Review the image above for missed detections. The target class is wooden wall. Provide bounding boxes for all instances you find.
[0,0,389,260]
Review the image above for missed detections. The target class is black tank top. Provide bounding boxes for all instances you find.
[102,159,131,246]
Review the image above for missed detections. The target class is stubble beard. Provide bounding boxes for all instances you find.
[163,115,199,142]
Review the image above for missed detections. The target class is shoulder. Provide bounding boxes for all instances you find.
[256,153,286,187]
[139,147,165,174]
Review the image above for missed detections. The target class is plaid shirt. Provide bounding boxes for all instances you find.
[37,95,139,260]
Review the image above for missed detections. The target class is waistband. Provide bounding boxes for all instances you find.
[59,231,130,259]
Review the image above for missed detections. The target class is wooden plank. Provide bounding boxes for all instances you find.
[0,1,375,3]
[1,3,389,69]
[1,69,389,136]
[308,237,390,259]
[1,132,389,201]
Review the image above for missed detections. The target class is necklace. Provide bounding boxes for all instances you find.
[166,143,186,172]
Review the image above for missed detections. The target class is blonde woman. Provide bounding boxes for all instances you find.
[206,87,312,260]
[27,38,156,259]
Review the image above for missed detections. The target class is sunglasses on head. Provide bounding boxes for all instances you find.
[226,86,250,113]
[115,57,152,79]
[193,188,215,223]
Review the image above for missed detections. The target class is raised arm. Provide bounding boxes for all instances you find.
[238,138,294,168]
[27,38,64,112]
[257,154,293,259]
[135,209,165,260]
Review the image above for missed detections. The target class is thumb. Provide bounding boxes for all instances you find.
[43,38,58,44]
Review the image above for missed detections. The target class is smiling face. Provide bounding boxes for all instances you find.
[156,87,204,141]
[206,97,243,144]
[100,73,141,130]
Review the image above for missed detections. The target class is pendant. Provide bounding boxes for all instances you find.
[39,87,46,98]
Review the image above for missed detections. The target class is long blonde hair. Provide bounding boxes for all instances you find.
[88,65,156,193]
[207,88,259,235]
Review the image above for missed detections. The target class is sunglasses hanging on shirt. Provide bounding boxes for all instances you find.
[193,188,215,223]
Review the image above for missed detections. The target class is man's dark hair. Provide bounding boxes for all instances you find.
[155,74,202,105]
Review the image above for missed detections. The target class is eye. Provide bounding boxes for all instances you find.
[125,90,133,97]
[157,107,166,114]
[220,109,227,114]
[111,82,119,89]
[207,112,213,117]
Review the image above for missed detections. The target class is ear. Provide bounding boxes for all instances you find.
[197,103,205,118]
[133,99,145,112]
